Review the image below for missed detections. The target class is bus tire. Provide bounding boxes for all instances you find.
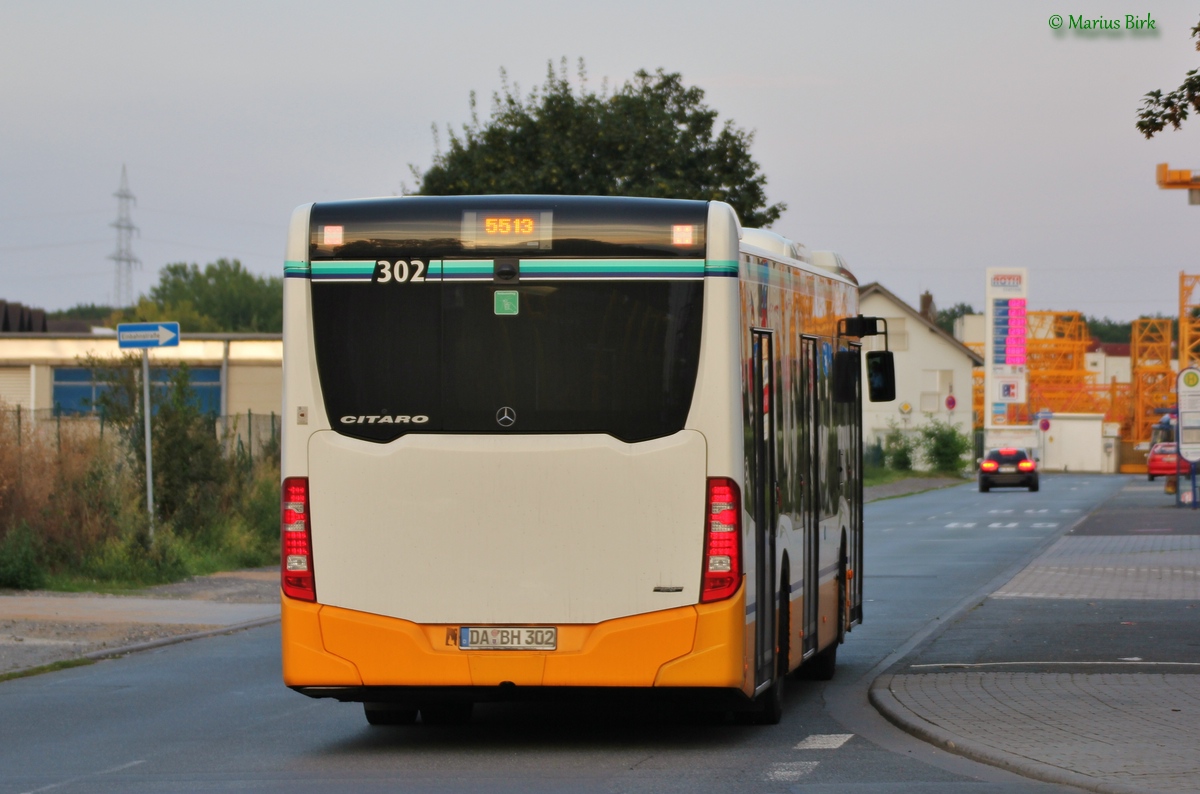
[363,703,418,726]
[420,702,473,726]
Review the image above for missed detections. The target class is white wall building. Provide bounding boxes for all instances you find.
[859,284,983,462]
[0,332,281,417]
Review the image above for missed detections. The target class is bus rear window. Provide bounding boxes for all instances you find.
[310,280,703,443]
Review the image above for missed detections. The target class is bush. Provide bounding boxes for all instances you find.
[917,416,972,473]
[82,530,188,586]
[0,361,282,590]
[0,522,46,589]
[883,420,914,471]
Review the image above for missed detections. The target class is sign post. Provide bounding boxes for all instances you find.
[1176,368,1200,509]
[117,323,180,540]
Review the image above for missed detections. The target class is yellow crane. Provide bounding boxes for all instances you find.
[1157,163,1200,204]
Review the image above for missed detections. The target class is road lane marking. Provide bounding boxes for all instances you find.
[945,522,977,528]
[988,509,1014,514]
[794,734,853,750]
[988,522,1019,528]
[764,762,819,781]
[19,760,145,794]
[1030,523,1059,528]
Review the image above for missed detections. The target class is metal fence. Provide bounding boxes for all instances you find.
[0,407,281,460]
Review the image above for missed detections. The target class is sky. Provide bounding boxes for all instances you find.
[2,1,1198,321]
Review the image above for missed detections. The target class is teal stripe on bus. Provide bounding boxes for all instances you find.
[704,259,739,277]
[440,260,493,279]
[520,259,704,276]
[284,260,309,277]
[311,260,377,277]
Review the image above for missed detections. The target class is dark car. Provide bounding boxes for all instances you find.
[1147,442,1193,481]
[979,448,1038,492]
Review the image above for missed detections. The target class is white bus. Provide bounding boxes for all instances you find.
[279,195,893,725]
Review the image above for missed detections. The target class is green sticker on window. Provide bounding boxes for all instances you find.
[494,290,519,316]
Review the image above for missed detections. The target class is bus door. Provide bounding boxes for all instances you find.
[848,343,864,623]
[751,329,777,689]
[800,335,820,657]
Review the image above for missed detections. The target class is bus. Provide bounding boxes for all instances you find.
[279,195,894,726]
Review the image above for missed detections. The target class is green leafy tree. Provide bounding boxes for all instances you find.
[83,355,225,534]
[935,302,976,336]
[415,59,786,227]
[112,259,282,332]
[48,303,116,325]
[1085,316,1132,344]
[1137,16,1200,137]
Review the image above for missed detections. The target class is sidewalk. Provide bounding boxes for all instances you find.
[870,478,1200,794]
[0,569,279,676]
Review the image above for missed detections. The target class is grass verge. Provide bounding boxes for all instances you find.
[0,658,96,684]
[864,466,965,488]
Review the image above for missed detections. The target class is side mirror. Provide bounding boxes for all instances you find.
[865,351,896,402]
[833,350,859,403]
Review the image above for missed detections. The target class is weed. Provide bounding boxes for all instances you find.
[0,522,46,590]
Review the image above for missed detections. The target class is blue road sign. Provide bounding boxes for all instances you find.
[117,322,180,349]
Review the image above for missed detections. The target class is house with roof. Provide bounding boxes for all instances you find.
[858,283,984,459]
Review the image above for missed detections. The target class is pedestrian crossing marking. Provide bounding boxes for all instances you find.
[794,734,853,750]
[765,761,819,781]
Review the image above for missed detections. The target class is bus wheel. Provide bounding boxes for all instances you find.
[420,702,473,726]
[363,703,418,726]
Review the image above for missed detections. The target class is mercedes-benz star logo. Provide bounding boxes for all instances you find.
[496,406,516,427]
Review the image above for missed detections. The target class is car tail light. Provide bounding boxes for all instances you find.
[282,477,316,602]
[980,460,999,472]
[701,477,742,603]
[1018,460,1036,472]
[999,447,1018,455]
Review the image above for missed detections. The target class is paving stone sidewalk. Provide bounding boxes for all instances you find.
[871,479,1200,794]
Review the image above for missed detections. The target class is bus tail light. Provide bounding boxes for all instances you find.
[282,477,316,602]
[701,477,742,603]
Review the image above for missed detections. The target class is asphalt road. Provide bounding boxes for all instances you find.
[0,475,1128,793]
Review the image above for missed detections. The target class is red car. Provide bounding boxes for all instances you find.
[1147,442,1193,481]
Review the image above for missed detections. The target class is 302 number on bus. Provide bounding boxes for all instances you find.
[373,259,427,284]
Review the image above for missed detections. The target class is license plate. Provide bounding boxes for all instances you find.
[999,465,1017,473]
[459,626,557,651]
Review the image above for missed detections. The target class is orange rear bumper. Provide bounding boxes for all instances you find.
[282,586,748,693]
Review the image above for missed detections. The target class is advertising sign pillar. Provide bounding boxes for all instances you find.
[984,268,1030,446]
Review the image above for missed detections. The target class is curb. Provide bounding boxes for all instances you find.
[80,614,280,664]
[869,674,1148,794]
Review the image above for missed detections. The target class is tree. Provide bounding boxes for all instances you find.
[414,59,786,227]
[110,259,282,332]
[1136,16,1200,137]
[935,302,976,336]
[1085,316,1132,344]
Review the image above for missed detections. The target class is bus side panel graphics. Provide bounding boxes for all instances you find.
[737,254,859,672]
